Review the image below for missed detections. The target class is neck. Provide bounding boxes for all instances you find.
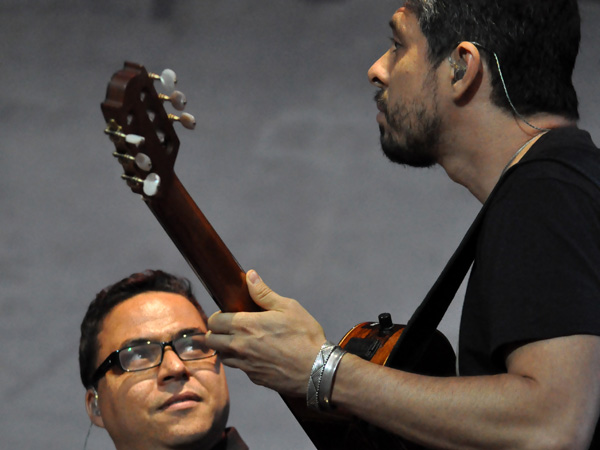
[439,114,574,203]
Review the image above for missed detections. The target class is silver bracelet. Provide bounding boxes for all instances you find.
[306,341,336,410]
[317,346,346,411]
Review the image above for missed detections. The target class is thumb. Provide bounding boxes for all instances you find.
[246,270,284,311]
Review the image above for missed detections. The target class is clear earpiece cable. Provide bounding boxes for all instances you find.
[83,421,93,450]
[471,41,550,132]
[491,52,550,132]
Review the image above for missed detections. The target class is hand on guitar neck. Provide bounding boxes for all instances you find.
[207,270,327,397]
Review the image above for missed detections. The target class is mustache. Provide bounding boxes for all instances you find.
[374,90,387,112]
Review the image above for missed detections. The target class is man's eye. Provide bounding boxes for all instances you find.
[179,342,194,353]
[120,345,157,369]
[128,347,154,360]
[389,38,402,52]
[130,351,150,360]
[177,335,213,358]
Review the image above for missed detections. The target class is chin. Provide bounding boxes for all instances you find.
[169,432,219,448]
[379,126,439,168]
[379,136,434,168]
[158,423,222,449]
[175,402,230,448]
[153,407,223,446]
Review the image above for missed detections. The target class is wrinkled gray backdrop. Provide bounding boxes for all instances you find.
[2,1,599,448]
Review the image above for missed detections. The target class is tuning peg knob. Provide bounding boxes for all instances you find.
[134,153,152,171]
[169,112,196,130]
[105,122,145,147]
[142,173,161,196]
[125,134,145,146]
[149,68,177,92]
[159,90,187,111]
[112,152,152,172]
[121,172,161,197]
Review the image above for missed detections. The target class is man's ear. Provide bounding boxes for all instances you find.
[85,388,105,428]
[448,41,482,102]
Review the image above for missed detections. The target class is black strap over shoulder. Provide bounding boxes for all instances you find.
[386,168,511,372]
[387,128,600,373]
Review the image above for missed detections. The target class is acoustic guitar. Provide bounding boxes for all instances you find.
[101,61,456,449]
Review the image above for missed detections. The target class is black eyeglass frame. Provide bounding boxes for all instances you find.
[90,333,217,387]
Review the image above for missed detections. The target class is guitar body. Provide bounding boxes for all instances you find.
[289,320,455,450]
[101,62,456,450]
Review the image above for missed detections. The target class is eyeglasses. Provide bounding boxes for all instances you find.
[91,333,216,386]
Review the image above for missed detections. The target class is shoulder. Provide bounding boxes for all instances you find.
[515,126,600,185]
[490,127,600,214]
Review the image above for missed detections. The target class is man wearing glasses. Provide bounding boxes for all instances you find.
[79,270,247,450]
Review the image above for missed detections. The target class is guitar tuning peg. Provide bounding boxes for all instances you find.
[125,134,146,146]
[114,152,153,172]
[168,112,196,130]
[158,90,187,111]
[121,172,161,197]
[149,68,177,92]
[141,173,161,196]
[134,153,152,171]
[104,122,146,147]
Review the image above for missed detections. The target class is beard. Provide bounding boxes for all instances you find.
[376,78,441,168]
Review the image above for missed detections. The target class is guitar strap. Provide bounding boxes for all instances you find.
[387,130,600,373]
[386,167,510,372]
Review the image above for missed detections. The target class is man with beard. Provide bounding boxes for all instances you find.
[206,1,600,449]
[79,270,248,450]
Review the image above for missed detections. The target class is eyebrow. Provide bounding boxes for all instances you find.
[389,18,405,40]
[118,327,204,349]
[174,327,205,339]
[120,338,153,349]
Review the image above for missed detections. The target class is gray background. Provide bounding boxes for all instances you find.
[2,1,599,448]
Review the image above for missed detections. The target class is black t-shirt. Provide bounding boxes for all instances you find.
[458,127,600,447]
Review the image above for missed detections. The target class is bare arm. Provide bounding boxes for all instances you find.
[332,334,600,449]
[207,271,600,450]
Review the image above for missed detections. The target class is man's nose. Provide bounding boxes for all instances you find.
[157,346,189,383]
[368,52,390,88]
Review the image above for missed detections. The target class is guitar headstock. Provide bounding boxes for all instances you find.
[101,62,195,198]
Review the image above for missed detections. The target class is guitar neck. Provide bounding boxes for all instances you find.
[101,61,404,449]
[145,174,261,313]
[146,175,397,449]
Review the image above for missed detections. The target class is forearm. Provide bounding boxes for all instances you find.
[331,353,589,450]
[208,274,600,449]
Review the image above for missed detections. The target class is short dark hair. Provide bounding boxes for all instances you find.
[404,0,580,120]
[79,270,208,389]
